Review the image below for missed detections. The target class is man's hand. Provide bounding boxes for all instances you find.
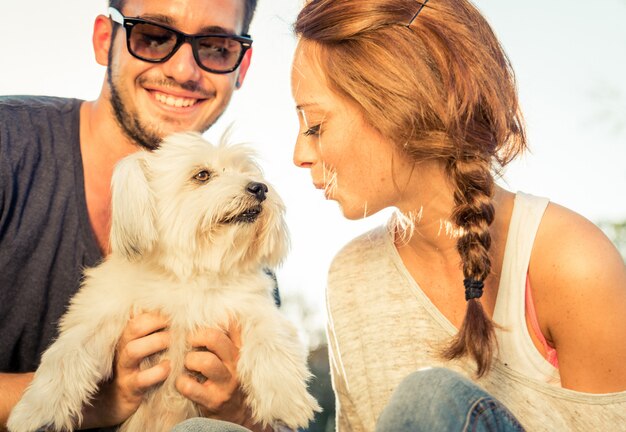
[176,322,243,420]
[81,311,171,428]
[175,323,272,432]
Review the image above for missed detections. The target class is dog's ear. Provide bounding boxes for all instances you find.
[259,199,291,269]
[110,151,157,260]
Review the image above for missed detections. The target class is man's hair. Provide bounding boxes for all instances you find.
[108,0,259,34]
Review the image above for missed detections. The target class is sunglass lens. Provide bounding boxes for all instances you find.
[197,37,242,71]
[129,23,178,60]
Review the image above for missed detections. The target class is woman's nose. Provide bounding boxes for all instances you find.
[293,135,317,169]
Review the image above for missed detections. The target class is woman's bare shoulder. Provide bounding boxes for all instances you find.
[530,202,624,292]
[529,202,626,392]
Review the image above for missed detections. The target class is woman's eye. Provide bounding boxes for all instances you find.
[193,170,212,182]
[303,124,321,137]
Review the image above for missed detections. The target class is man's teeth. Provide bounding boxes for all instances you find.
[154,92,198,107]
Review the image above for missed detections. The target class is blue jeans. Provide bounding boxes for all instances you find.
[376,368,525,432]
[170,418,251,432]
[171,368,524,432]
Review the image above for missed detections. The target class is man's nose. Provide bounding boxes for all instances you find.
[161,42,202,84]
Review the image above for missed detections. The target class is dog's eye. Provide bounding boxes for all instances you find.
[193,170,212,183]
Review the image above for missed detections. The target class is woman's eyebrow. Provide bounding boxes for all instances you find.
[296,102,318,111]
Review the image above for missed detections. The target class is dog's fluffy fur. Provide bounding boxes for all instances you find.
[8,132,319,432]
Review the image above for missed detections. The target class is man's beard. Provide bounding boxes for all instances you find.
[107,65,163,151]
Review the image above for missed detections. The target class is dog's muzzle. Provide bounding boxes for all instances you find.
[225,182,268,224]
[247,181,268,202]
[232,204,263,223]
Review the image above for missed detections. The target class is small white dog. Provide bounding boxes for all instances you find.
[8,132,320,432]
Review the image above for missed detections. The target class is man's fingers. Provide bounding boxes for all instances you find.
[184,350,231,383]
[175,374,234,413]
[225,320,242,349]
[188,328,239,368]
[133,360,171,393]
[175,374,208,407]
[123,312,169,341]
[119,330,170,369]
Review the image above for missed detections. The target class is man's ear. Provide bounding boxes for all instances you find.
[235,47,253,89]
[93,14,114,66]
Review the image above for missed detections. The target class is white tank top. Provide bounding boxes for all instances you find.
[492,192,561,384]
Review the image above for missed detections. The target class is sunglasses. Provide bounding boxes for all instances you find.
[108,7,253,74]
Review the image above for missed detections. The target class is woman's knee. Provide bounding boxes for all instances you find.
[170,418,252,432]
[400,367,466,389]
[376,367,520,432]
[392,367,473,406]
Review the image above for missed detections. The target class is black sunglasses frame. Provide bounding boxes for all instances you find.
[108,7,253,74]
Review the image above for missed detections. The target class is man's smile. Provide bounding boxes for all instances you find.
[153,91,199,108]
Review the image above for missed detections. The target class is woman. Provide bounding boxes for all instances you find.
[291,0,626,430]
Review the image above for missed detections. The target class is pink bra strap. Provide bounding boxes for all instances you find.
[525,275,559,368]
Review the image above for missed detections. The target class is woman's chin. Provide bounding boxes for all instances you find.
[338,202,377,221]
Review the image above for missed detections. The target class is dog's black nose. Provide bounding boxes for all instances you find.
[246,181,268,202]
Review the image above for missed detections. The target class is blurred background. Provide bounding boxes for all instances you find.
[2,1,625,430]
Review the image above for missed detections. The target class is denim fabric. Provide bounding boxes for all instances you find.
[170,418,251,432]
[375,368,525,432]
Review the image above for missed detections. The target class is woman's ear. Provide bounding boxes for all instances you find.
[93,14,114,66]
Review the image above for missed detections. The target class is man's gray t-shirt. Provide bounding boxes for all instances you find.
[0,96,102,372]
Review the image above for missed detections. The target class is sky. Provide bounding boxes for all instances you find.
[1,0,625,345]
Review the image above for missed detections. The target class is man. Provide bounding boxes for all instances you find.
[0,0,270,430]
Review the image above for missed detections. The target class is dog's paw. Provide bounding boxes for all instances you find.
[245,374,321,430]
[269,390,321,431]
[7,387,76,432]
[7,401,55,432]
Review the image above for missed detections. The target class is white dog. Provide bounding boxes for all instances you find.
[8,132,320,432]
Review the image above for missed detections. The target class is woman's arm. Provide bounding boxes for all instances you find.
[529,202,626,393]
